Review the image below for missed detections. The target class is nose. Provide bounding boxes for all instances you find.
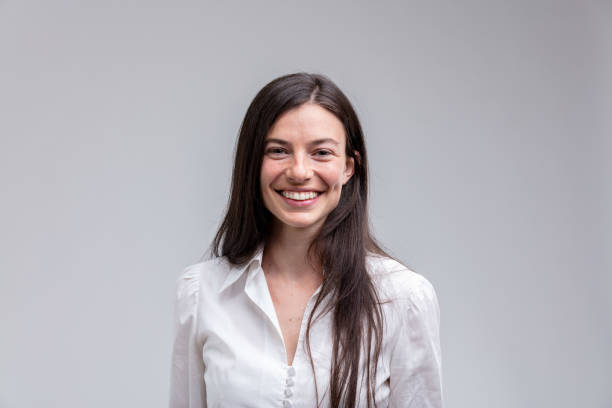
[285,152,313,182]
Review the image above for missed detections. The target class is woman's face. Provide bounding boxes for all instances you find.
[260,103,355,233]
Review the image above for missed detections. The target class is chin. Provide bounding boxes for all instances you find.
[282,220,318,229]
[277,215,323,230]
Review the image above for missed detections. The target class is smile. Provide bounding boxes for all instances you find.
[279,190,320,200]
[274,189,323,207]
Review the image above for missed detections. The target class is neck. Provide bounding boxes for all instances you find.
[262,219,323,284]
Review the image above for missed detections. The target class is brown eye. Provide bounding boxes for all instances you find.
[315,150,332,157]
[266,147,287,155]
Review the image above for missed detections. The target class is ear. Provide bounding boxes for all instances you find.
[343,151,358,185]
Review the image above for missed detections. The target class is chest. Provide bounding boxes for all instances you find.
[266,278,321,366]
[198,271,392,407]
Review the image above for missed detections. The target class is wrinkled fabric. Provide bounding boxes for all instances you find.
[169,243,442,408]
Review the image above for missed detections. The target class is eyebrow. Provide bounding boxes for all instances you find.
[265,137,339,146]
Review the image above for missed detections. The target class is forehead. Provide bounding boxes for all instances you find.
[265,103,346,146]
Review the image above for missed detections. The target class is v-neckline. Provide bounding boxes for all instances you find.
[265,276,324,366]
[243,260,325,366]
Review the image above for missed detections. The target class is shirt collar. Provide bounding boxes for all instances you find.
[218,242,265,294]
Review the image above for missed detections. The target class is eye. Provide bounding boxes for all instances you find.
[315,150,333,157]
[266,147,287,155]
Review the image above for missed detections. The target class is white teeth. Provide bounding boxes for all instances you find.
[281,191,319,200]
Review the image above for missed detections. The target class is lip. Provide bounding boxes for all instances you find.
[275,188,324,193]
[276,190,322,207]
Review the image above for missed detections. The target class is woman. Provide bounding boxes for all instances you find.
[169,73,442,407]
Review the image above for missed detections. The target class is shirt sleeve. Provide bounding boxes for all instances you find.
[388,274,443,408]
[169,265,207,408]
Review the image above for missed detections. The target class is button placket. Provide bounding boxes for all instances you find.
[282,365,296,407]
[280,285,324,408]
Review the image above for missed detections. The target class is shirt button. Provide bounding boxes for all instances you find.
[282,399,293,408]
[286,377,295,387]
[286,366,296,376]
[284,388,293,397]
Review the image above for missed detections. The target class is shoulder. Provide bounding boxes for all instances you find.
[174,256,231,307]
[366,254,441,349]
[366,253,439,313]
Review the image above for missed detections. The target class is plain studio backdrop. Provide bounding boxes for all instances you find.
[0,1,610,407]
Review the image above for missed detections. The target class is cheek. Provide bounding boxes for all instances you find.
[322,166,346,189]
[259,160,276,185]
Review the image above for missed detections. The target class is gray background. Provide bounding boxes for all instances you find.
[1,1,610,407]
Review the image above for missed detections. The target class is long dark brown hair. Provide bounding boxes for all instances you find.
[209,72,395,407]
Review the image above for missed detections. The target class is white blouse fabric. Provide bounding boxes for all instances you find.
[169,243,442,408]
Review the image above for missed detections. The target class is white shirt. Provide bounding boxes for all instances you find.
[169,243,443,408]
